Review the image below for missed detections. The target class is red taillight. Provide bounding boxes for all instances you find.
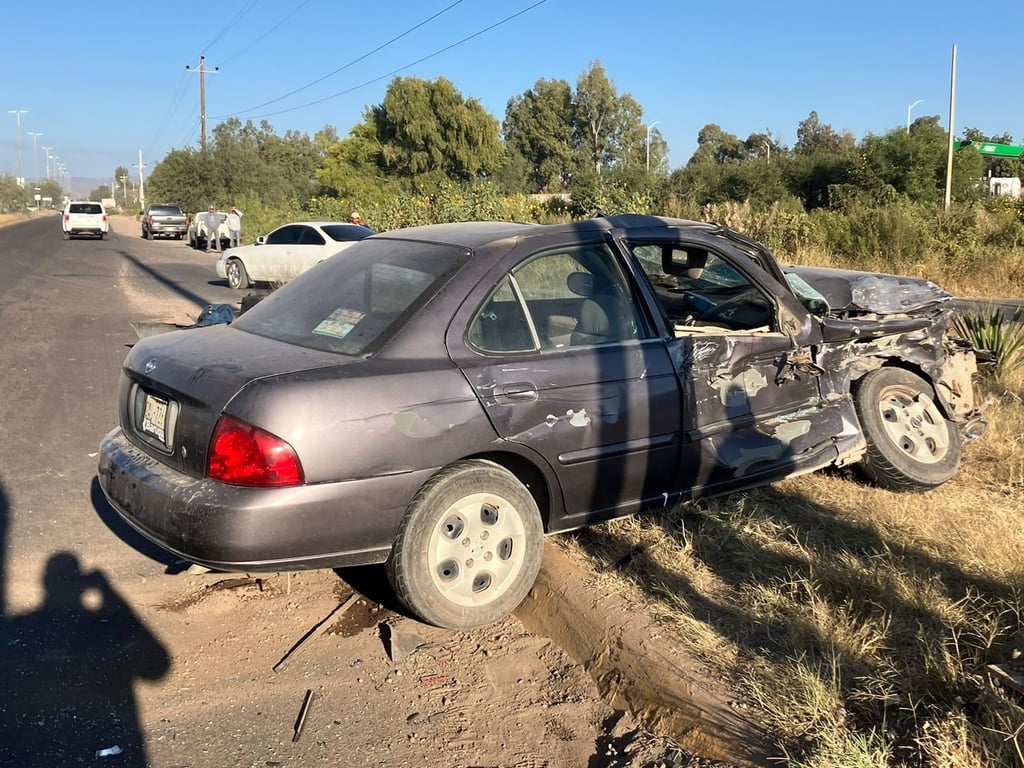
[103,214,109,223]
[208,414,304,487]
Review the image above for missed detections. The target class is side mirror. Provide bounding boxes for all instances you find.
[255,235,266,245]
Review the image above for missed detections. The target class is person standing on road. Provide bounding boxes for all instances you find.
[204,206,221,252]
[226,206,243,248]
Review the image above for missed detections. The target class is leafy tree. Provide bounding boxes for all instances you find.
[503,78,574,192]
[88,184,113,201]
[854,118,947,203]
[36,179,63,208]
[785,151,855,209]
[688,124,748,165]
[316,118,391,203]
[146,119,325,212]
[744,131,782,164]
[795,111,854,154]
[371,76,503,192]
[572,61,642,177]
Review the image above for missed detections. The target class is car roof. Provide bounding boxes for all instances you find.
[373,215,716,250]
[277,221,366,228]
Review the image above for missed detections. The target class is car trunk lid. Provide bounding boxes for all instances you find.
[119,325,355,477]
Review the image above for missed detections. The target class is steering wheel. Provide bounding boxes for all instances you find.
[697,289,770,329]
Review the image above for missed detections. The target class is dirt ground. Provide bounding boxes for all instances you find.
[5,212,759,768]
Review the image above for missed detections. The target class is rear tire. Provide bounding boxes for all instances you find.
[386,460,544,630]
[854,367,961,491]
[226,258,249,290]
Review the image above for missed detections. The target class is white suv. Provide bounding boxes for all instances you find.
[62,201,109,240]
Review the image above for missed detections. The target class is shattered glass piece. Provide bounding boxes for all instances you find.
[850,275,949,314]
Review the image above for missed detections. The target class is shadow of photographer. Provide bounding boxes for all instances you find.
[0,546,170,766]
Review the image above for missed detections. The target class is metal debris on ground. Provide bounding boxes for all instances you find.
[987,660,1024,695]
[273,593,359,672]
[95,746,122,758]
[292,689,314,742]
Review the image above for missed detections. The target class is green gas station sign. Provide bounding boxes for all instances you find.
[957,140,1024,158]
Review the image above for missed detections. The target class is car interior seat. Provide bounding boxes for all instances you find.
[567,271,635,346]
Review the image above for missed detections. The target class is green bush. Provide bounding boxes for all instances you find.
[953,305,1024,381]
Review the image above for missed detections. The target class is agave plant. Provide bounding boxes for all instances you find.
[953,304,1024,381]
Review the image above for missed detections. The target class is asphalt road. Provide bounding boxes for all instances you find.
[0,216,246,763]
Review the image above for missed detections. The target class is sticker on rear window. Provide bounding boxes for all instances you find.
[312,307,366,339]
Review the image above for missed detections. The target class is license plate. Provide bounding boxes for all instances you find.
[141,394,169,443]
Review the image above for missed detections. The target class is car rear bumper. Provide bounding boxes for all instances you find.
[97,426,431,572]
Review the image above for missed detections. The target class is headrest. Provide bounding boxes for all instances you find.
[567,271,594,297]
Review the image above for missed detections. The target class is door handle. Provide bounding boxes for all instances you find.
[497,383,538,402]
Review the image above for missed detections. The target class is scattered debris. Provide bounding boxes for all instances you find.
[292,689,314,742]
[193,303,235,327]
[273,593,359,672]
[95,745,122,758]
[128,303,237,341]
[382,623,427,664]
[987,661,1024,695]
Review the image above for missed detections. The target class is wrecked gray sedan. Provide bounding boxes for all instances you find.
[97,215,987,629]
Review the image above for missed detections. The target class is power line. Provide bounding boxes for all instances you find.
[200,0,261,59]
[230,0,467,116]
[233,0,547,121]
[218,0,315,68]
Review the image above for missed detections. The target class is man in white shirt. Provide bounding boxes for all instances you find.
[204,207,222,252]
[226,206,243,248]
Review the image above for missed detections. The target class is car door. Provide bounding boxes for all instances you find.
[448,237,683,530]
[289,225,331,278]
[247,224,304,282]
[625,236,853,497]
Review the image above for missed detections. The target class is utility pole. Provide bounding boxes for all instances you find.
[186,55,219,151]
[133,150,147,209]
[41,145,52,180]
[119,173,129,207]
[943,44,957,211]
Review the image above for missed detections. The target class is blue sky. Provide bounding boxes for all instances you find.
[1,0,1018,188]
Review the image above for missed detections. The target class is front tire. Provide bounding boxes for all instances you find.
[386,460,544,630]
[225,258,249,290]
[854,367,961,491]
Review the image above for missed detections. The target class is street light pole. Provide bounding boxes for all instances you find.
[26,131,42,182]
[41,145,52,180]
[906,99,924,134]
[646,120,660,174]
[8,109,28,186]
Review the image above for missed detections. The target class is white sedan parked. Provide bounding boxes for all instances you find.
[215,221,373,290]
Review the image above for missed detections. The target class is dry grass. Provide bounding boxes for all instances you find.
[562,368,1024,767]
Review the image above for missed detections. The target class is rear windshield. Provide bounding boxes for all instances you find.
[149,205,183,215]
[321,224,372,242]
[69,203,103,214]
[232,238,469,356]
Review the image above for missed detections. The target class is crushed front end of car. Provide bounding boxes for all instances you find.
[790,265,992,445]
